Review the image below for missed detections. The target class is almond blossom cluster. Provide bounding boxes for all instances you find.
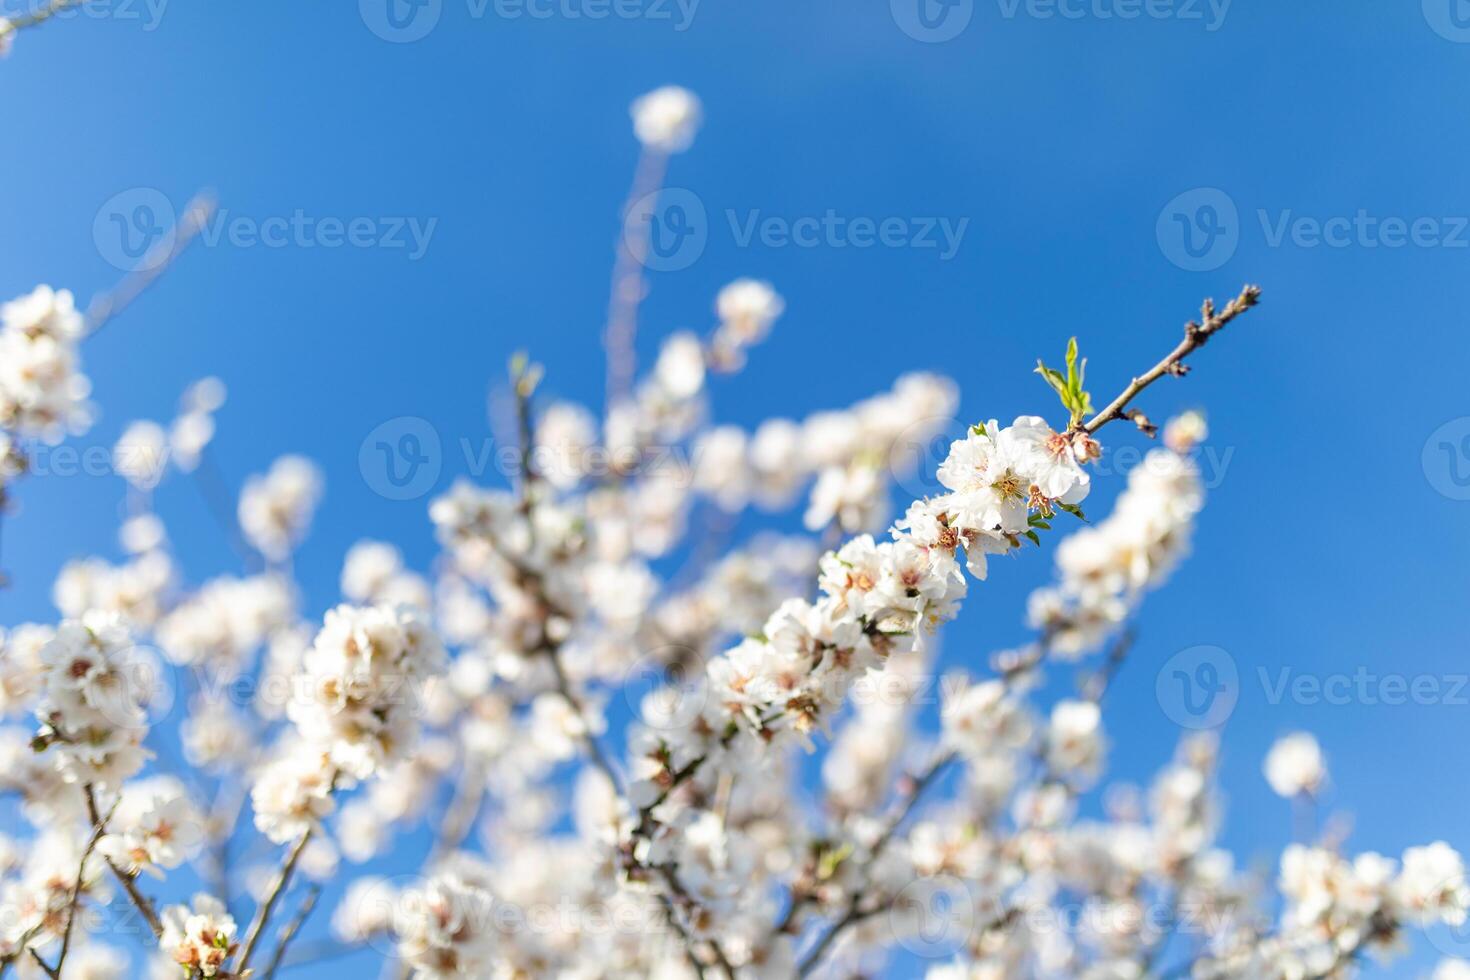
[1,83,1462,980]
[1026,410,1207,659]
[0,285,92,444]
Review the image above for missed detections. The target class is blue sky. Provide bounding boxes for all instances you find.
[3,0,1470,974]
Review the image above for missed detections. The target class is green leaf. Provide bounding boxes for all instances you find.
[1024,529,1041,547]
[1035,360,1070,404]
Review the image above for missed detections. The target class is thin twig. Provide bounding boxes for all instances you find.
[787,749,956,967]
[44,791,119,977]
[85,191,217,337]
[235,828,314,975]
[1081,626,1137,703]
[426,760,486,865]
[86,786,164,939]
[603,148,669,412]
[1079,285,1261,436]
[657,865,735,980]
[0,0,84,36]
[262,884,323,980]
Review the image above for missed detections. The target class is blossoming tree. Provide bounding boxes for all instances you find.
[0,75,1466,980]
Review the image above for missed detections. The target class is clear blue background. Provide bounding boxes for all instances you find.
[2,0,1469,974]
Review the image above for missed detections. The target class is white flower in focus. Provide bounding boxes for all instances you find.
[1264,732,1326,798]
[159,893,237,978]
[97,776,205,877]
[631,85,702,153]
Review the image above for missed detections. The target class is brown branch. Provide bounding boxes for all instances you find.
[657,865,735,980]
[0,0,84,36]
[85,191,217,337]
[235,827,314,975]
[1080,626,1137,704]
[604,148,670,413]
[426,760,486,864]
[786,749,956,968]
[85,786,164,939]
[1079,285,1261,436]
[42,791,120,977]
[262,884,322,980]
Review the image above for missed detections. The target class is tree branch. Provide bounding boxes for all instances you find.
[1079,285,1261,436]
[235,827,314,975]
[85,191,217,337]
